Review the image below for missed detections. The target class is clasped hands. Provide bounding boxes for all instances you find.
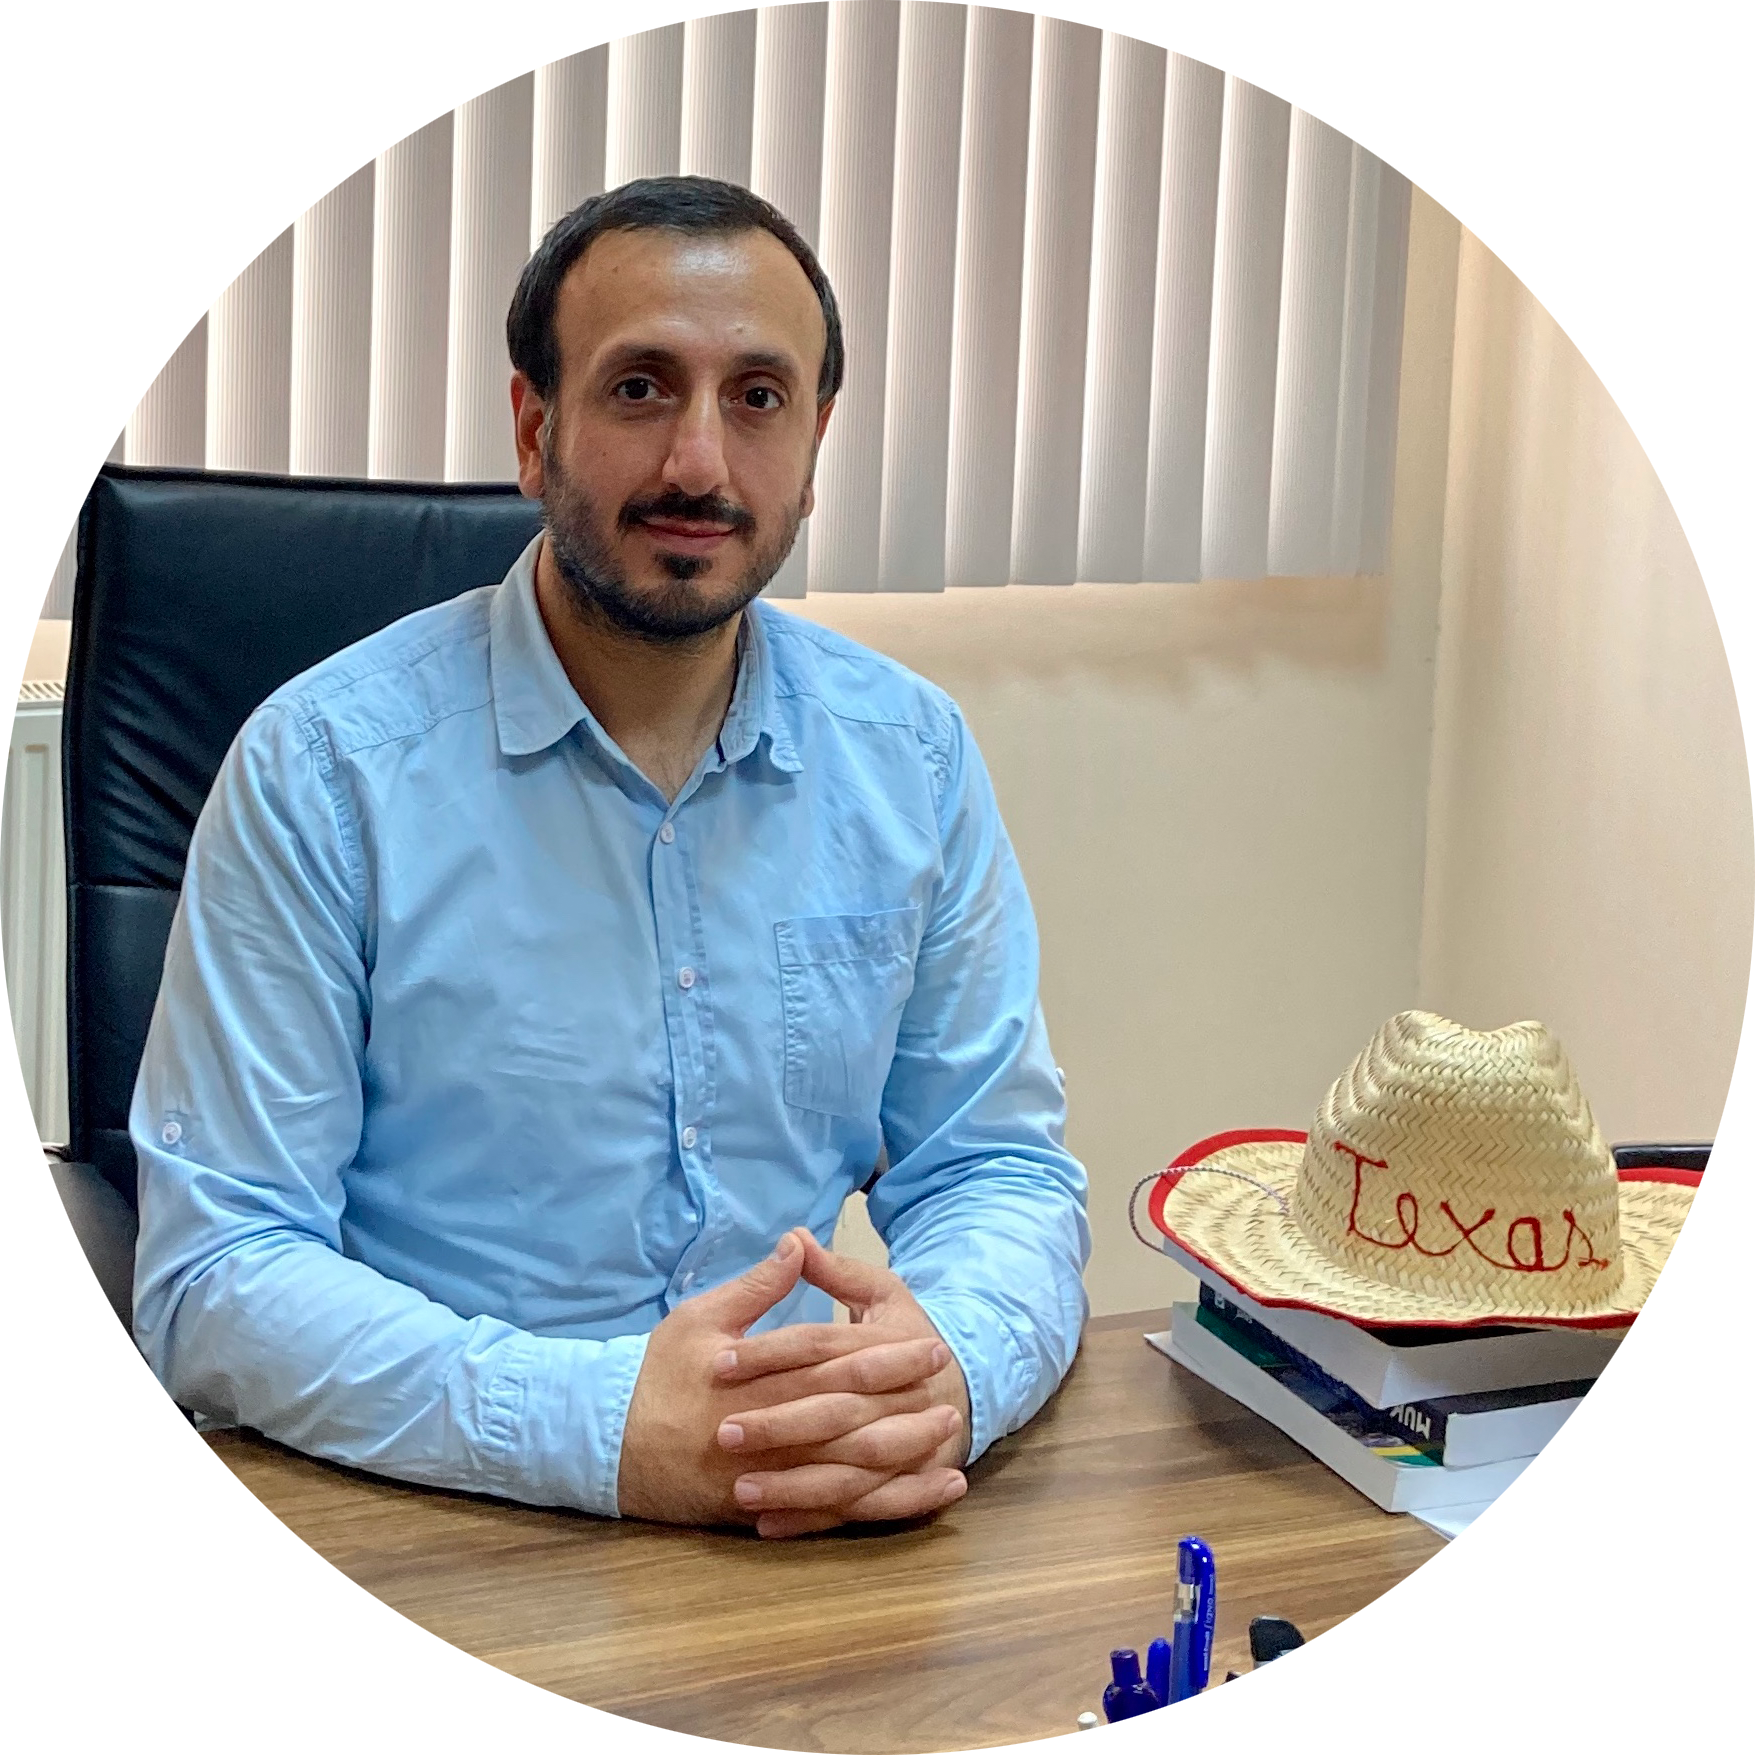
[618,1227,970,1539]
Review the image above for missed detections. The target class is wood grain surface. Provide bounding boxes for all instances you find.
[206,1312,1445,1751]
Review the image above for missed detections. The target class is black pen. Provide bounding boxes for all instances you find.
[1249,1614,1319,1755]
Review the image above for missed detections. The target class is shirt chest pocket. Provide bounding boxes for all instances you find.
[775,907,921,1119]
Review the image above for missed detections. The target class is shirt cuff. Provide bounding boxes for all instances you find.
[913,1290,1028,1466]
[482,1328,652,1517]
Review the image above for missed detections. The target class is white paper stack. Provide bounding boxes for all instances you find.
[1157,1233,1623,1404]
[1149,1306,1536,1516]
[1151,1235,1755,1551]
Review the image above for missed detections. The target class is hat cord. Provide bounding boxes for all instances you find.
[1128,1163,1290,1257]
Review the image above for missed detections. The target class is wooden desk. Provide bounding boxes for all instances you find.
[3,1319,1755,1755]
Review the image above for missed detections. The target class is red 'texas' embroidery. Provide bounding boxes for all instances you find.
[1335,1142,1611,1275]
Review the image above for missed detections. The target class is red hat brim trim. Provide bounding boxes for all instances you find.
[1145,1128,1704,1331]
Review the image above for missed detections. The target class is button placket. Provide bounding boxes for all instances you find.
[650,811,714,1300]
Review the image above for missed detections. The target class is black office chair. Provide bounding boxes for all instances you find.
[41,465,1716,1326]
[48,464,542,1324]
[1611,1143,1711,1173]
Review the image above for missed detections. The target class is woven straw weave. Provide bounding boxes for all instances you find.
[1158,1011,1695,1326]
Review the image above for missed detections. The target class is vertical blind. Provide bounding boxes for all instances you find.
[67,2,1412,616]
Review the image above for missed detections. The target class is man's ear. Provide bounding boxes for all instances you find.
[511,372,549,500]
[800,397,835,520]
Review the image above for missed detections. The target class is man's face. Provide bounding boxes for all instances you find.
[514,226,833,642]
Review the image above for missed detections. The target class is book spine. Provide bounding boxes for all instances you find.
[1378,1399,1448,1455]
[1197,1284,1451,1454]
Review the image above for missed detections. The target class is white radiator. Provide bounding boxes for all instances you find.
[3,682,67,1143]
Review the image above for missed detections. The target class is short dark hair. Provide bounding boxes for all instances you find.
[507,175,844,407]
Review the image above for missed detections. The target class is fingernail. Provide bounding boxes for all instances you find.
[718,1421,745,1450]
[941,1475,967,1505]
[734,1479,763,1507]
[714,1349,738,1376]
[941,1406,961,1434]
[774,1232,801,1262]
[930,1343,950,1372]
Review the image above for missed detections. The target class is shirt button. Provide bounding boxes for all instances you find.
[160,1120,182,1146]
[680,1125,698,1150]
[678,966,696,990]
[658,823,676,844]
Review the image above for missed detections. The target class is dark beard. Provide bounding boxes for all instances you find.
[542,443,804,644]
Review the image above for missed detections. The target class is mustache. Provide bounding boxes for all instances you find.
[619,489,758,536]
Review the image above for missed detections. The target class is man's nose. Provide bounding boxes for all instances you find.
[663,390,732,500]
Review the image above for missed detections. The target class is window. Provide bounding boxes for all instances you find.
[0,0,1425,621]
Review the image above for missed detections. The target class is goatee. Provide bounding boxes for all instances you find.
[542,444,804,645]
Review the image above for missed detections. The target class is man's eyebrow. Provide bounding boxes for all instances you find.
[729,348,802,380]
[596,342,803,381]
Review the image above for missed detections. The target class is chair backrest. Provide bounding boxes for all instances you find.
[66,465,543,1204]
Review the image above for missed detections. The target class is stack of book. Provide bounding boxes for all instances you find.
[1147,1248,1623,1521]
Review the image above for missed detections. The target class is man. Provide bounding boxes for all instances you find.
[132,177,1089,1538]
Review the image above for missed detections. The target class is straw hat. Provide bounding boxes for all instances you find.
[1146,1011,1700,1328]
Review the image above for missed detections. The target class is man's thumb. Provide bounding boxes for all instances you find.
[797,1229,893,1315]
[697,1229,807,1335]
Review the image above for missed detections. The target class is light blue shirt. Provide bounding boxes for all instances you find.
[131,536,1090,1517]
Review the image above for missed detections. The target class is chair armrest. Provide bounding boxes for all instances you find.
[1607,1137,1755,1179]
[13,1151,191,1439]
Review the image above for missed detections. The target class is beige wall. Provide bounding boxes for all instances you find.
[811,191,1462,1316]
[23,619,69,684]
[1418,234,1753,1141]
[0,0,1481,1319]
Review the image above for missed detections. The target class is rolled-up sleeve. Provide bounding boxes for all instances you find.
[868,704,1091,1462]
[130,703,647,1515]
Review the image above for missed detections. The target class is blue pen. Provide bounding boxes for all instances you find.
[1146,1636,1172,1710]
[1168,1536,1217,1703]
[1103,1649,1160,1722]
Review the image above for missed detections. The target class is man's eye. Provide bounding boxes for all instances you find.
[615,377,659,402]
[742,386,782,411]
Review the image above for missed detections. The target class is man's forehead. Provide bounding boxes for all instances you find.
[554,226,825,366]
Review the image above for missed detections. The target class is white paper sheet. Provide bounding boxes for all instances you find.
[1418,1411,1755,1551]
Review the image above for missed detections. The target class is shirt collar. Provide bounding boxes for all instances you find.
[719,604,803,774]
[489,535,591,758]
[489,536,802,775]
